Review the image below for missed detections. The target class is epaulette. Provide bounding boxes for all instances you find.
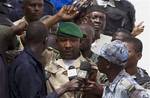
[47,47,60,60]
[120,79,136,94]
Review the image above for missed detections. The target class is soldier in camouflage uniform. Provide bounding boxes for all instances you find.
[45,22,87,98]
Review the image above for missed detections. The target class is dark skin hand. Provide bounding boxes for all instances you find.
[55,79,80,97]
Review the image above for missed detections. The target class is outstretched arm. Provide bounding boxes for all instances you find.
[41,5,78,29]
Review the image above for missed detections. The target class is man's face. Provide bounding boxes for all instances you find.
[57,37,81,59]
[125,42,141,66]
[87,11,106,32]
[23,0,44,22]
[96,57,110,73]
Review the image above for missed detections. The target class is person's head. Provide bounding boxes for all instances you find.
[79,24,95,51]
[25,21,48,52]
[85,5,106,33]
[112,28,132,41]
[22,0,44,22]
[96,40,128,74]
[124,38,143,67]
[56,22,84,60]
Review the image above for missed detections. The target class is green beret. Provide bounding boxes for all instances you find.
[57,22,84,38]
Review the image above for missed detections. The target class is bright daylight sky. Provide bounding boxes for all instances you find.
[97,0,150,74]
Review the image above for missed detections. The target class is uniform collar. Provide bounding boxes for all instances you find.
[107,70,128,92]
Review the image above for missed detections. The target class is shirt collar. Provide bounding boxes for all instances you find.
[107,70,128,92]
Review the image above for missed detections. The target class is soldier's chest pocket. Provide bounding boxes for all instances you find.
[53,68,69,82]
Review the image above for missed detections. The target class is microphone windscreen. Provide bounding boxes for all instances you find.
[68,66,77,81]
[77,61,91,79]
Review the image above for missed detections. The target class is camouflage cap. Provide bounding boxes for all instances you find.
[98,40,128,66]
[57,22,84,38]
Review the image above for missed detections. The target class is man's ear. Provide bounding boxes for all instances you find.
[137,52,142,60]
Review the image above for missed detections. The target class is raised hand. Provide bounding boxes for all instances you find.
[131,21,144,37]
[57,5,78,20]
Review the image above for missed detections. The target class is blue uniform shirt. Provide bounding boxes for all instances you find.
[9,47,58,98]
[102,70,150,98]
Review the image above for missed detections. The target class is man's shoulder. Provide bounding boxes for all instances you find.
[11,51,33,69]
[116,72,137,90]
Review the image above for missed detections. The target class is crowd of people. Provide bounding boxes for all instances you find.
[0,0,149,98]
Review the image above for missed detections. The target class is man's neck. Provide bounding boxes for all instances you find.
[125,65,138,75]
[29,45,44,63]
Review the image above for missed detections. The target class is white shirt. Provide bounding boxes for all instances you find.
[63,59,76,70]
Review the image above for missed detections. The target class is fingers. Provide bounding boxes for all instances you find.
[137,21,144,27]
[63,5,78,14]
[131,21,145,37]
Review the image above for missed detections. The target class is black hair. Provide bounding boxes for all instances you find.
[26,21,48,44]
[116,28,131,34]
[124,38,143,53]
[112,28,132,41]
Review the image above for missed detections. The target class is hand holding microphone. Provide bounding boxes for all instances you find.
[67,61,92,89]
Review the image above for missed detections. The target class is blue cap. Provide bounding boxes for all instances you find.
[98,40,128,66]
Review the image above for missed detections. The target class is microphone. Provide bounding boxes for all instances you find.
[77,61,92,86]
[78,61,91,79]
[74,61,92,98]
[68,66,77,81]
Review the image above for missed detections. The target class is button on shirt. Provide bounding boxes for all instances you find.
[102,70,150,98]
